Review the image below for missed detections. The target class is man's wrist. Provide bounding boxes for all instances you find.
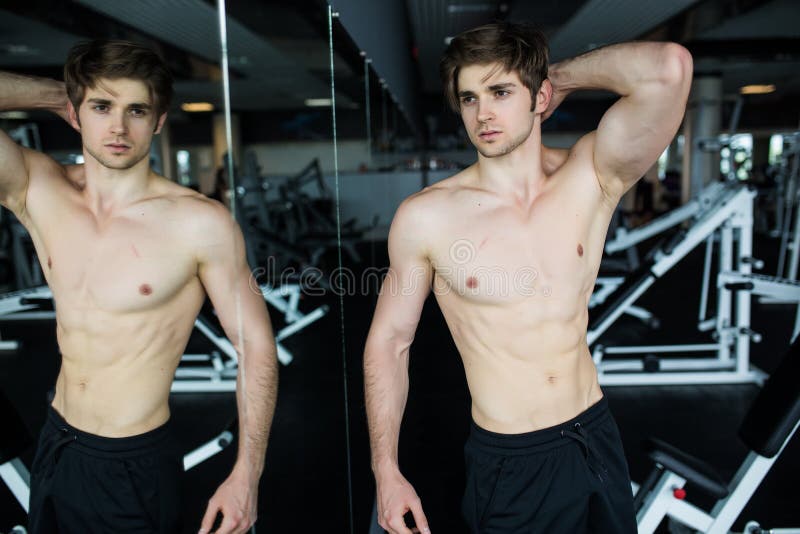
[547,63,572,94]
[42,79,68,114]
[231,458,262,485]
[23,75,66,112]
[372,456,401,480]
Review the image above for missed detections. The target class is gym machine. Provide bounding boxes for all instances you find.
[773,133,800,282]
[591,182,732,323]
[588,182,800,386]
[633,336,800,533]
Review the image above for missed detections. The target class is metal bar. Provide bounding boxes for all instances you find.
[599,358,734,372]
[183,430,234,471]
[599,370,765,386]
[602,344,721,355]
[699,235,714,323]
[0,458,30,512]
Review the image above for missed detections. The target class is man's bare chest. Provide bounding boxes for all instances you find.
[32,208,196,312]
[429,201,598,303]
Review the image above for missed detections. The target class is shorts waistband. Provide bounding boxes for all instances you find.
[46,405,173,458]
[468,397,610,456]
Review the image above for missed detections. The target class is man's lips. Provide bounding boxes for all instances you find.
[478,130,501,140]
[106,143,131,153]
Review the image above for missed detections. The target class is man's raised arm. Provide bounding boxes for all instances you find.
[0,72,69,212]
[365,196,433,534]
[195,202,278,534]
[547,42,693,200]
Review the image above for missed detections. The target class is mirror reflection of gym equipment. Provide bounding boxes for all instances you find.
[1,1,800,533]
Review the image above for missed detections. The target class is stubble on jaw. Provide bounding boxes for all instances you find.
[475,125,533,158]
[83,144,149,171]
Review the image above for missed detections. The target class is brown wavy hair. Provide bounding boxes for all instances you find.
[64,40,173,117]
[440,22,548,112]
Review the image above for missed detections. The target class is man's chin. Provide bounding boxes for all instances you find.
[477,146,512,158]
[98,160,138,171]
[90,153,147,171]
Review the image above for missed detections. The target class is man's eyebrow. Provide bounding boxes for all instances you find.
[457,90,476,97]
[85,98,152,109]
[488,82,516,91]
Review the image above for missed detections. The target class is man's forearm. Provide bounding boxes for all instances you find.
[364,343,410,478]
[233,340,278,482]
[0,71,67,115]
[550,42,687,98]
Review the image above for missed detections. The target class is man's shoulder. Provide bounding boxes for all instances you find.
[153,183,234,242]
[169,189,231,229]
[23,157,78,216]
[397,167,472,216]
[388,171,475,260]
[26,151,70,186]
[554,132,597,174]
[558,132,622,205]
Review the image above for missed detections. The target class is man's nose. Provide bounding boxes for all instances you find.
[477,99,494,123]
[110,111,128,134]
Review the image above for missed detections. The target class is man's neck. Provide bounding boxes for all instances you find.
[475,120,547,205]
[82,156,153,217]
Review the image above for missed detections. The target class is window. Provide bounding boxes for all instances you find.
[176,150,192,186]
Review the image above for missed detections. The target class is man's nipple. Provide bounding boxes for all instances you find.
[139,284,153,296]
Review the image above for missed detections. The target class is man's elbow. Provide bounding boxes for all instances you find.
[364,335,411,368]
[659,43,693,90]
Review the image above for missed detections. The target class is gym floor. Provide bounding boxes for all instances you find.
[0,234,798,533]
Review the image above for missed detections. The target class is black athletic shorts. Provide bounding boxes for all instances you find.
[28,406,183,534]
[461,397,637,533]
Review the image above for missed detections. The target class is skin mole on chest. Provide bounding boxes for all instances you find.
[577,243,584,257]
[139,283,153,296]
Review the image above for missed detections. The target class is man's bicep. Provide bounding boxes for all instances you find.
[594,46,692,195]
[593,94,676,194]
[202,259,272,349]
[197,214,271,346]
[0,128,30,209]
[368,201,434,347]
[370,258,432,349]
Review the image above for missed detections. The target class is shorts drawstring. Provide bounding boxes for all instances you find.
[561,422,609,482]
[41,427,77,477]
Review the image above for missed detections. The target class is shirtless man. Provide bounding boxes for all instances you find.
[365,23,692,533]
[0,40,277,533]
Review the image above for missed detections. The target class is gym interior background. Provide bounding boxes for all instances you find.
[1,0,799,532]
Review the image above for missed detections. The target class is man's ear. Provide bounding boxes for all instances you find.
[154,112,167,134]
[67,100,81,132]
[533,79,553,114]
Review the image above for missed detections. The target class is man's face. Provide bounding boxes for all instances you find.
[457,64,536,158]
[71,78,165,171]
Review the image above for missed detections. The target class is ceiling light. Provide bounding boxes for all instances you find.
[305,98,333,107]
[740,84,775,95]
[0,44,37,56]
[0,111,29,119]
[448,4,495,13]
[181,102,214,112]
